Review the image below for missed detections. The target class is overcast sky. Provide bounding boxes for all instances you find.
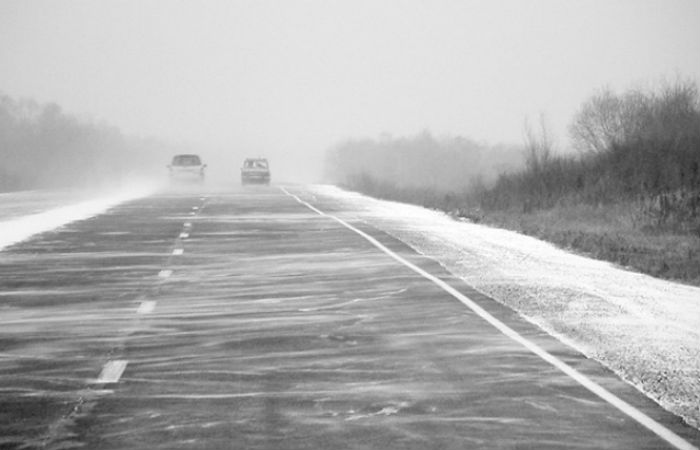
[1,0,699,178]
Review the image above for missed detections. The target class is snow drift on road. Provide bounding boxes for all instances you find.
[0,185,155,251]
[309,185,700,430]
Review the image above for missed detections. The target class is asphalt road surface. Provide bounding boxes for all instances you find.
[1,185,698,450]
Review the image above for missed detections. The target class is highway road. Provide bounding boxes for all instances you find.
[0,185,698,449]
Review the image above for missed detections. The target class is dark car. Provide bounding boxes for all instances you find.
[168,154,206,183]
[241,158,270,185]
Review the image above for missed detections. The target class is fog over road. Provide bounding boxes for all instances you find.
[0,186,698,449]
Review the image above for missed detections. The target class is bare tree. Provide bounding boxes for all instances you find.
[569,88,627,154]
[569,80,700,155]
[523,113,553,174]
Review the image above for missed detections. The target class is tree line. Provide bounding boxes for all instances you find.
[325,131,523,193]
[0,94,184,191]
[326,79,700,234]
[482,80,700,232]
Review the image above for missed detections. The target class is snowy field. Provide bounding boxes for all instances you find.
[0,186,155,251]
[311,185,700,430]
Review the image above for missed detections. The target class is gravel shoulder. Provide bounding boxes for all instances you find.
[312,185,700,430]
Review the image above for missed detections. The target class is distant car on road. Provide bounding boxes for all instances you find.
[168,154,206,183]
[241,158,270,185]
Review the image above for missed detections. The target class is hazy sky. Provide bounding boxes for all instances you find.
[1,0,699,178]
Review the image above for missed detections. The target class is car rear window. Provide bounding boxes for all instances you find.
[244,159,268,169]
[173,155,202,166]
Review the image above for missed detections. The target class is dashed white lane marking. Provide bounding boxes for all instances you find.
[172,248,184,255]
[179,232,189,239]
[158,269,173,278]
[184,222,192,228]
[95,360,128,384]
[280,186,697,450]
[137,300,157,314]
[192,206,199,211]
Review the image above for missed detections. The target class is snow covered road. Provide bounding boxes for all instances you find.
[309,185,700,430]
[1,184,697,449]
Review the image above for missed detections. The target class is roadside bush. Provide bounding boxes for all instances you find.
[477,80,700,234]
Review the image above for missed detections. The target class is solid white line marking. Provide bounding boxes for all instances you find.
[280,186,697,450]
[137,300,157,314]
[158,269,172,278]
[96,360,128,383]
[172,248,184,255]
[179,232,189,239]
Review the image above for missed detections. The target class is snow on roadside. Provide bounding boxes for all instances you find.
[310,184,700,429]
[0,185,155,251]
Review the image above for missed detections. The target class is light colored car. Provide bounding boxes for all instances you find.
[168,154,206,183]
[241,158,270,185]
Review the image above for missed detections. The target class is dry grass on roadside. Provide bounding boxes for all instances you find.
[338,177,700,286]
[481,204,700,286]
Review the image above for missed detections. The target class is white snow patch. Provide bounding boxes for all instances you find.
[158,269,173,278]
[0,186,154,251]
[93,360,128,384]
[309,184,700,429]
